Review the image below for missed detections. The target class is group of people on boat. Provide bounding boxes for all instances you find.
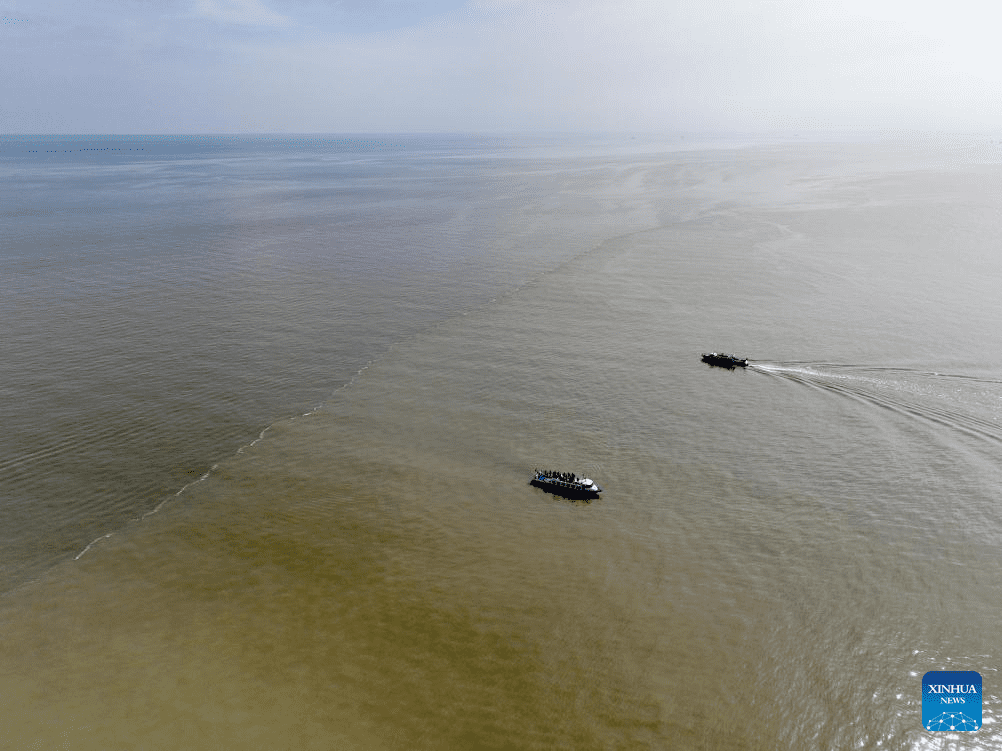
[536,470,580,483]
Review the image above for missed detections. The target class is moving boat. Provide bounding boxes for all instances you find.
[531,470,602,499]
[701,352,748,369]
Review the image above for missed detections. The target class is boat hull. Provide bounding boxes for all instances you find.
[530,477,602,500]
[701,352,748,369]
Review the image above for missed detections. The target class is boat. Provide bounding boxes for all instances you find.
[531,470,602,499]
[701,352,748,369]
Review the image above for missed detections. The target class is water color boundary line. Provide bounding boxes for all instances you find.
[68,217,670,563]
[69,362,382,560]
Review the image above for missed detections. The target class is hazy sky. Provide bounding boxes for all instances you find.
[3,0,1001,133]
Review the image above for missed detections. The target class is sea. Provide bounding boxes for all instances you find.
[1,132,1001,749]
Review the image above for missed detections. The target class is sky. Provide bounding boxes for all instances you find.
[3,0,1002,134]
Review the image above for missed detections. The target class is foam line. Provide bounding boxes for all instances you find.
[70,360,378,563]
[74,534,113,560]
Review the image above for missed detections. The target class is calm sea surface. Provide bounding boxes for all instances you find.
[2,133,1001,749]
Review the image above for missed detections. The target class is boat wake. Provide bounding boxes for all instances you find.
[749,362,1002,445]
